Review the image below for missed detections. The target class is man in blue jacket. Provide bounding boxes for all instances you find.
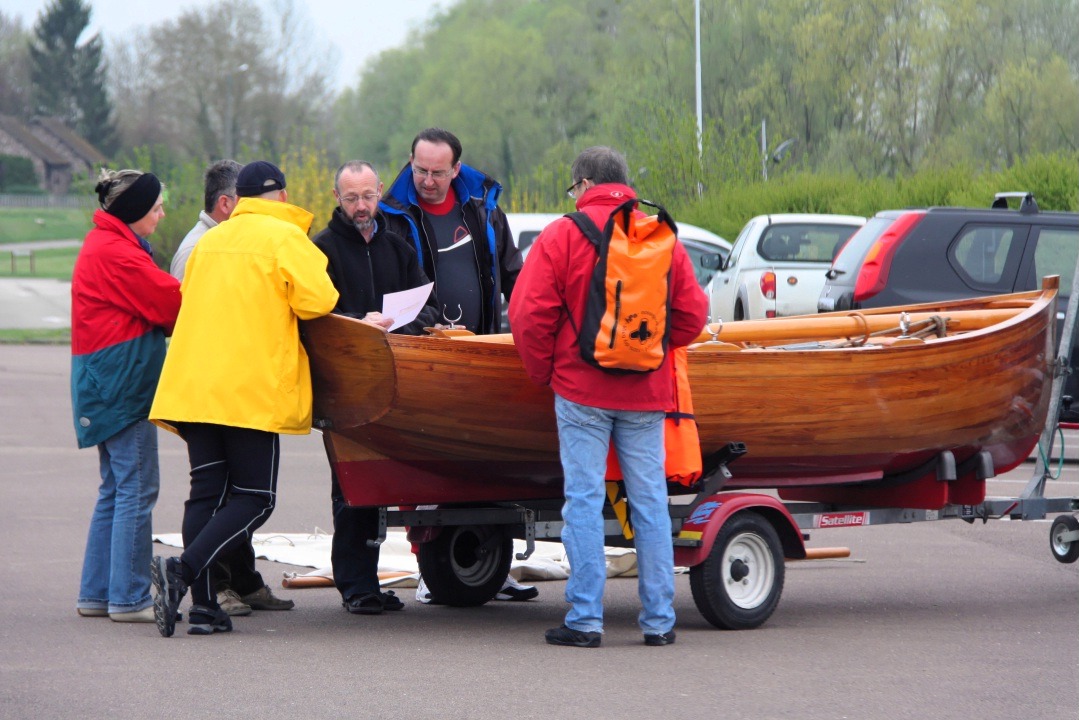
[380,128,536,603]
[380,127,522,334]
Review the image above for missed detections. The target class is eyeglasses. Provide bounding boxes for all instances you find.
[412,165,454,180]
[340,193,380,205]
[566,178,590,199]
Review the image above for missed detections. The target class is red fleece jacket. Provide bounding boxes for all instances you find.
[509,183,708,411]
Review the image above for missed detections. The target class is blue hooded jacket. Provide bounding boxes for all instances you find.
[380,162,521,334]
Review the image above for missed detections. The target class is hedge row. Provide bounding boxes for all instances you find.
[676,153,1079,240]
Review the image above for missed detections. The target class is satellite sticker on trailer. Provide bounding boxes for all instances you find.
[814,512,868,528]
[687,501,722,526]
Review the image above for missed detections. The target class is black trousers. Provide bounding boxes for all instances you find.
[212,536,265,597]
[177,423,279,608]
[329,467,381,601]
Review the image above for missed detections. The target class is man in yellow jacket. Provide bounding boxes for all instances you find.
[149,161,339,637]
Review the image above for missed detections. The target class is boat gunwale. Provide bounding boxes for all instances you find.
[379,279,1057,358]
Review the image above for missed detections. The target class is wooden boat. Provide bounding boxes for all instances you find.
[304,277,1058,511]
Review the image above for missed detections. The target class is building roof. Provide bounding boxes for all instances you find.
[0,114,70,166]
[32,116,107,165]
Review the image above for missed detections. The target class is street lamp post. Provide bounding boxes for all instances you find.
[223,63,250,159]
[695,0,703,197]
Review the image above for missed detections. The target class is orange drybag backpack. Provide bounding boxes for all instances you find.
[566,198,678,373]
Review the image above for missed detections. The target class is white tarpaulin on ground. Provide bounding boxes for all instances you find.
[153,530,641,588]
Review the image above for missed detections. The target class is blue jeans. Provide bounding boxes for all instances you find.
[554,393,675,635]
[77,419,160,613]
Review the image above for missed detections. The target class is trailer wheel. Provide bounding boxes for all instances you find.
[417,524,512,606]
[689,511,784,630]
[1049,515,1079,564]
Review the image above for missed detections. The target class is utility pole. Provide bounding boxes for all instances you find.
[223,64,249,159]
[761,119,768,182]
[695,0,703,197]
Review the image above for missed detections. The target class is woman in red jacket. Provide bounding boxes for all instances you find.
[72,169,181,623]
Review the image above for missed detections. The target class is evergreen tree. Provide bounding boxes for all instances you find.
[29,0,115,154]
[0,12,33,119]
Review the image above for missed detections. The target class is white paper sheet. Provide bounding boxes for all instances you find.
[153,531,651,584]
[383,282,434,331]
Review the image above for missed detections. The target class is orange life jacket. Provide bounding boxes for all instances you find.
[605,346,702,486]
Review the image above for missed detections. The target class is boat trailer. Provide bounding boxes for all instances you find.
[349,253,1079,630]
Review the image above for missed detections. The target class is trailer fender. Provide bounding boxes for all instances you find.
[674,493,807,567]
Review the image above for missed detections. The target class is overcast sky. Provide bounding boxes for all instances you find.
[5,0,441,92]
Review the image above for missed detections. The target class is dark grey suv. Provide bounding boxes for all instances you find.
[818,192,1079,416]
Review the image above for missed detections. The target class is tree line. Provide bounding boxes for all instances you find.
[0,0,333,162]
[338,0,1079,205]
[2,0,1078,226]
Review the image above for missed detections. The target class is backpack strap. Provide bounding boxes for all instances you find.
[559,212,606,337]
[565,211,605,251]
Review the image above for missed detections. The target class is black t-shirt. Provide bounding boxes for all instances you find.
[424,202,483,331]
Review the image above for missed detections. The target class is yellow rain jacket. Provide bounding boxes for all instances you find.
[150,197,339,435]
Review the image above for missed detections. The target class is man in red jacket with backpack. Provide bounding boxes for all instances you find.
[509,146,708,648]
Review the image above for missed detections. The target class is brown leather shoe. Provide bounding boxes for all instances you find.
[241,585,294,611]
[217,589,253,617]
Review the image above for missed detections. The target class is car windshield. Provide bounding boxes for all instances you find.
[758,224,859,262]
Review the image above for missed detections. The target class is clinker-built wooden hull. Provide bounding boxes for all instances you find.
[304,278,1057,510]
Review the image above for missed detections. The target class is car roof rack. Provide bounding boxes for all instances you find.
[992,192,1039,214]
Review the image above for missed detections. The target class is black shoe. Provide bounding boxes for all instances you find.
[343,593,384,615]
[644,630,677,646]
[380,591,404,611]
[545,625,601,648]
[151,556,188,638]
[187,605,233,635]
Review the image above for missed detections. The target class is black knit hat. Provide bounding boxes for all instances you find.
[236,160,287,197]
[97,173,162,224]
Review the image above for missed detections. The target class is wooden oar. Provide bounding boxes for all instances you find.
[689,307,1022,346]
[440,308,1028,348]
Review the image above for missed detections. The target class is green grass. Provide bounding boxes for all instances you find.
[0,328,70,344]
[0,246,78,280]
[0,207,91,244]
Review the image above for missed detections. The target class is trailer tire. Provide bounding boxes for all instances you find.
[689,511,784,630]
[417,524,512,606]
[1049,515,1079,564]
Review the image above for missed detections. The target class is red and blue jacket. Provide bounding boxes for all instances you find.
[70,210,181,448]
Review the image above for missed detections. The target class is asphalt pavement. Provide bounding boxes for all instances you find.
[0,240,79,331]
[1,343,1077,720]
[0,277,71,329]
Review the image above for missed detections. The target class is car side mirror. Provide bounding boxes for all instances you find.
[699,253,723,271]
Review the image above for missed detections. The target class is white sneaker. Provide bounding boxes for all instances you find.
[496,575,538,601]
[109,606,156,623]
[415,575,433,604]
